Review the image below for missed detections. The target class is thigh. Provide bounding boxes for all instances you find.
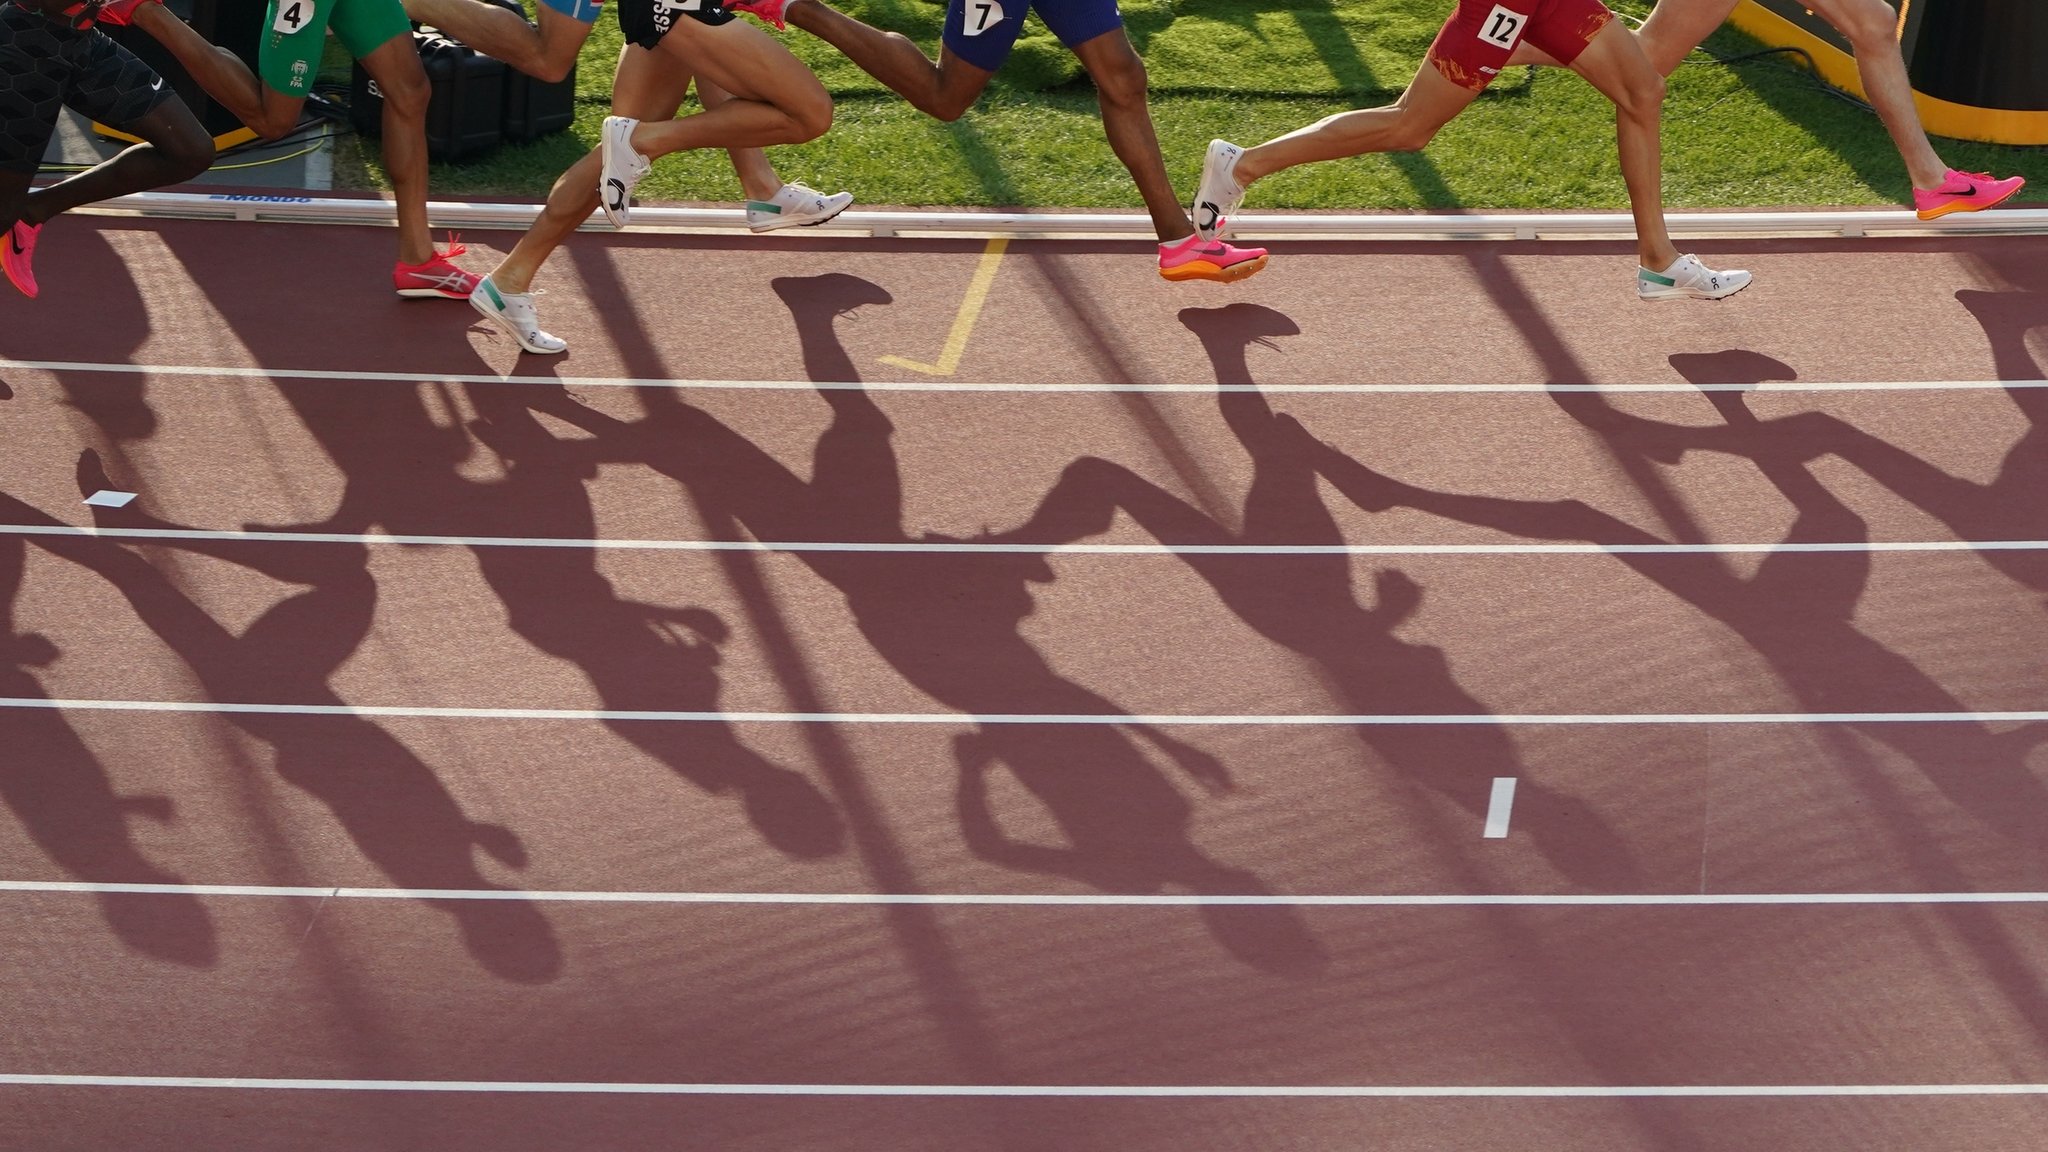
[328,0,415,61]
[1632,0,1739,65]
[57,26,177,133]
[0,9,69,175]
[657,13,823,108]
[535,0,604,25]
[258,0,340,96]
[616,0,733,52]
[1518,0,1617,71]
[1557,14,1651,104]
[943,0,1025,72]
[610,42,691,119]
[1424,0,1530,92]
[1030,0,1122,50]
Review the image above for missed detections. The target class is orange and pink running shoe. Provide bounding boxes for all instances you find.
[4,221,41,298]
[394,236,480,299]
[1914,169,2026,221]
[1158,232,1267,283]
[728,0,789,29]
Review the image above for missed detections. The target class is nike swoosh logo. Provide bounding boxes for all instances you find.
[8,233,22,257]
[1197,201,1219,231]
[151,77,163,91]
[606,178,624,210]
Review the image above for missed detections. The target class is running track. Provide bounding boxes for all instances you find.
[1,216,2046,1149]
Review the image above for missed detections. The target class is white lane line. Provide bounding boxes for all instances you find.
[3,359,2044,395]
[6,523,2046,556]
[5,881,2048,906]
[3,1074,2047,1097]
[1483,778,1518,839]
[5,697,2045,726]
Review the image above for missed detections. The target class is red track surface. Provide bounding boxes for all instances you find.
[2,216,2047,1149]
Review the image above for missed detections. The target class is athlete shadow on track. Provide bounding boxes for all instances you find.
[456,388,846,860]
[993,303,1634,886]
[55,453,564,983]
[1313,350,2048,844]
[0,522,216,965]
[1811,280,2048,597]
[562,274,1325,975]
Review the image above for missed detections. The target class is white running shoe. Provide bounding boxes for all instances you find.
[1192,139,1247,240]
[471,275,568,355]
[1637,254,1752,301]
[599,116,650,229]
[747,182,855,232]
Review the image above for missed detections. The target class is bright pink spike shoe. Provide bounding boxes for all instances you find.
[87,0,162,26]
[1158,232,1268,283]
[394,235,480,298]
[1914,169,2026,220]
[4,221,41,299]
[727,0,789,29]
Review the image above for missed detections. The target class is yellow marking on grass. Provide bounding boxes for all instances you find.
[878,238,1008,377]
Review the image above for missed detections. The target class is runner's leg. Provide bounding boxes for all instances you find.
[353,32,437,265]
[1564,18,1679,270]
[622,16,831,158]
[400,0,590,83]
[129,2,304,136]
[18,99,211,224]
[1231,65,1476,186]
[1068,27,1192,242]
[778,0,992,120]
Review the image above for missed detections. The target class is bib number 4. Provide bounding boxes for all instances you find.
[1477,4,1527,49]
[271,0,308,34]
[961,0,1004,36]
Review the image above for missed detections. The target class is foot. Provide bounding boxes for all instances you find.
[86,0,162,25]
[470,275,568,354]
[1637,254,1750,302]
[747,182,854,232]
[728,0,790,29]
[1193,139,1247,240]
[1158,233,1268,284]
[394,235,480,298]
[4,221,41,298]
[599,116,650,228]
[1914,169,2027,221]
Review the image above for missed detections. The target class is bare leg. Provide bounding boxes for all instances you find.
[12,100,211,225]
[1070,28,1193,242]
[491,46,692,293]
[696,76,788,201]
[1800,0,1947,186]
[1566,20,1680,270]
[1232,62,1477,186]
[401,0,591,84]
[624,18,832,158]
[781,0,991,120]
[130,3,303,136]
[355,33,438,264]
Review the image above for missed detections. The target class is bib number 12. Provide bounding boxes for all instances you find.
[1478,4,1526,49]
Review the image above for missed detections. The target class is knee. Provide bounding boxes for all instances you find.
[1383,114,1440,153]
[789,92,833,142]
[377,65,432,121]
[1835,0,1901,50]
[1616,69,1667,119]
[524,48,575,85]
[1091,51,1149,110]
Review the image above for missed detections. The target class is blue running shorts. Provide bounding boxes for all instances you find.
[537,0,603,25]
[942,0,1122,73]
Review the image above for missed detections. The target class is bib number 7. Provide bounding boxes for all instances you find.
[961,0,1004,37]
[1477,4,1527,49]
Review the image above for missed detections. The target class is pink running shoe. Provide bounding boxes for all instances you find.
[727,0,789,29]
[1158,232,1267,283]
[394,235,480,298]
[4,221,41,298]
[87,0,162,26]
[1914,169,2026,221]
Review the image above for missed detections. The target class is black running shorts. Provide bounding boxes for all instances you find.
[0,1,175,174]
[617,0,734,52]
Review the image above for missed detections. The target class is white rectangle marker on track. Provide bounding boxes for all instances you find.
[1484,777,1517,838]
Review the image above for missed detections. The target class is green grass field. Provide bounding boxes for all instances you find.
[328,0,2047,211]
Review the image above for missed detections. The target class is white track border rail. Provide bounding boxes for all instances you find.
[79,192,2048,240]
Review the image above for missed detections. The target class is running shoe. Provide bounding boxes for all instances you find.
[87,0,161,25]
[728,0,788,29]
[394,235,480,298]
[599,116,650,229]
[1636,254,1751,302]
[471,275,568,354]
[1192,138,1248,240]
[1158,233,1268,283]
[4,221,41,299]
[1914,169,2027,221]
[747,182,854,232]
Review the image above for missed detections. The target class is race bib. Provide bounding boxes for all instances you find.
[961,0,1004,36]
[655,0,705,8]
[1477,4,1527,49]
[271,0,311,34]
